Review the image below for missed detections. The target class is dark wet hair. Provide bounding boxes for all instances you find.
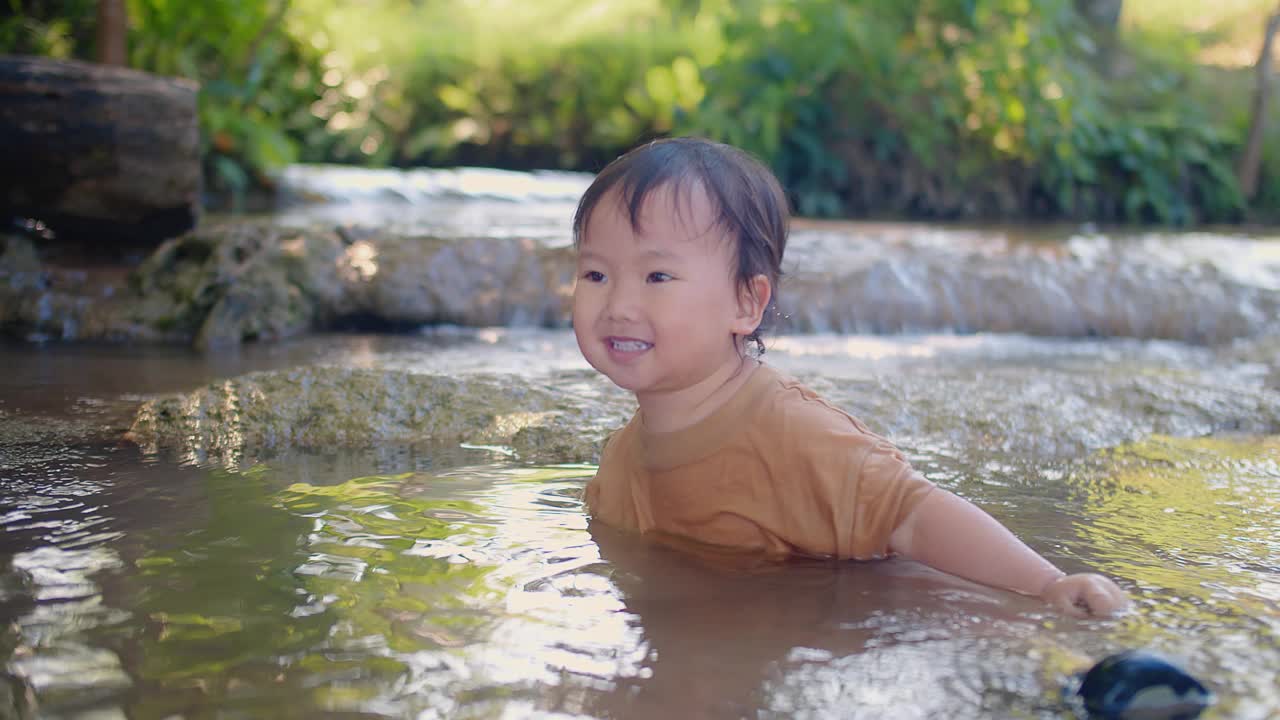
[572,136,789,354]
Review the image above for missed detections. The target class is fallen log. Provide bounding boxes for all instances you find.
[0,55,200,246]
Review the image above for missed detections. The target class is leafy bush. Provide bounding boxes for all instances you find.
[0,1,326,206]
[0,0,98,58]
[684,0,1247,223]
[287,0,717,169]
[126,0,326,206]
[1,0,1272,223]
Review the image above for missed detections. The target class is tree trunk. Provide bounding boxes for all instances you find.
[1238,9,1280,200]
[1074,0,1123,34]
[0,56,200,245]
[95,0,128,66]
[1073,0,1124,73]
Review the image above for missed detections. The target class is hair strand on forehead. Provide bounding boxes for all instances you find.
[573,137,789,355]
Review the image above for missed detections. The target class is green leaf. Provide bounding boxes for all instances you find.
[212,154,251,193]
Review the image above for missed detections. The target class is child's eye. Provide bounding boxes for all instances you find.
[581,270,606,283]
[647,272,673,283]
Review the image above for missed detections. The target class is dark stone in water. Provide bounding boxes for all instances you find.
[0,56,200,245]
[1075,650,1213,719]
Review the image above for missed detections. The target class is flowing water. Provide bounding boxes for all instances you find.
[1,166,1279,719]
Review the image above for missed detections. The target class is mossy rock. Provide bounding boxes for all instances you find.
[127,366,629,464]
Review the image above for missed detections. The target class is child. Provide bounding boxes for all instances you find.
[573,137,1129,618]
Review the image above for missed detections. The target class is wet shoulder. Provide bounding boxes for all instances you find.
[755,367,881,445]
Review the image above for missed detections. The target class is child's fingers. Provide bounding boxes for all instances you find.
[1044,581,1089,617]
[1075,576,1129,617]
[1043,574,1129,618]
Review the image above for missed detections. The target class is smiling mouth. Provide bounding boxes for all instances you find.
[608,338,652,352]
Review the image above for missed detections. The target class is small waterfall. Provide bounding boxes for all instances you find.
[779,228,1280,343]
[264,166,1280,343]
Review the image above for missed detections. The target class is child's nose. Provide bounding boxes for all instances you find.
[604,283,639,321]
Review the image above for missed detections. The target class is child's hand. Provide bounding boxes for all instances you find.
[1039,573,1129,618]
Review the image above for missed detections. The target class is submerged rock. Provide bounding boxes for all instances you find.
[126,366,631,464]
[1073,650,1213,719]
[125,349,1280,466]
[815,365,1280,458]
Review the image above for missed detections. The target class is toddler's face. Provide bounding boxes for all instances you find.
[573,186,754,400]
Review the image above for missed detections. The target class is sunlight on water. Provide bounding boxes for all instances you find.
[4,157,1279,717]
[275,165,593,204]
[1077,233,1280,291]
[264,165,592,242]
[3,330,1279,717]
[2,434,1276,718]
[340,239,380,282]
[1064,436,1280,718]
[770,334,965,360]
[1073,436,1280,606]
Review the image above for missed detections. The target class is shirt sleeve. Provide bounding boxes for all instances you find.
[841,438,935,559]
[770,403,935,560]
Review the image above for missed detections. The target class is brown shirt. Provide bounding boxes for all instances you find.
[585,364,935,560]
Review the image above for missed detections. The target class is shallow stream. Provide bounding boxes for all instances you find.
[1,166,1278,718]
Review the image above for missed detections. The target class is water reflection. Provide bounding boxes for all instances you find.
[583,524,1071,720]
[5,163,1279,717]
[172,461,1069,718]
[2,434,1278,718]
[1063,436,1280,719]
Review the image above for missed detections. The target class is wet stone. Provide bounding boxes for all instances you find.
[4,220,1280,346]
[126,366,630,464]
[123,357,1280,466]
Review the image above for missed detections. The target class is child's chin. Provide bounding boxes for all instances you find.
[582,360,637,391]
[605,375,642,392]
[600,370,648,393]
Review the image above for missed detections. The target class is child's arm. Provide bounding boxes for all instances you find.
[887,489,1129,617]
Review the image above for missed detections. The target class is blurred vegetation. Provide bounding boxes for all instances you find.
[1,0,1277,223]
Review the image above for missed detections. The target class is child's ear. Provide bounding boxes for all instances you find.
[733,274,772,335]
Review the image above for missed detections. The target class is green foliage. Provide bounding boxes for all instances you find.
[1,0,1273,223]
[288,0,717,168]
[125,0,324,206]
[0,1,325,206]
[684,0,1249,223]
[0,0,97,57]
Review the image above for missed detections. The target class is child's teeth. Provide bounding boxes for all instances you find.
[612,340,649,351]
